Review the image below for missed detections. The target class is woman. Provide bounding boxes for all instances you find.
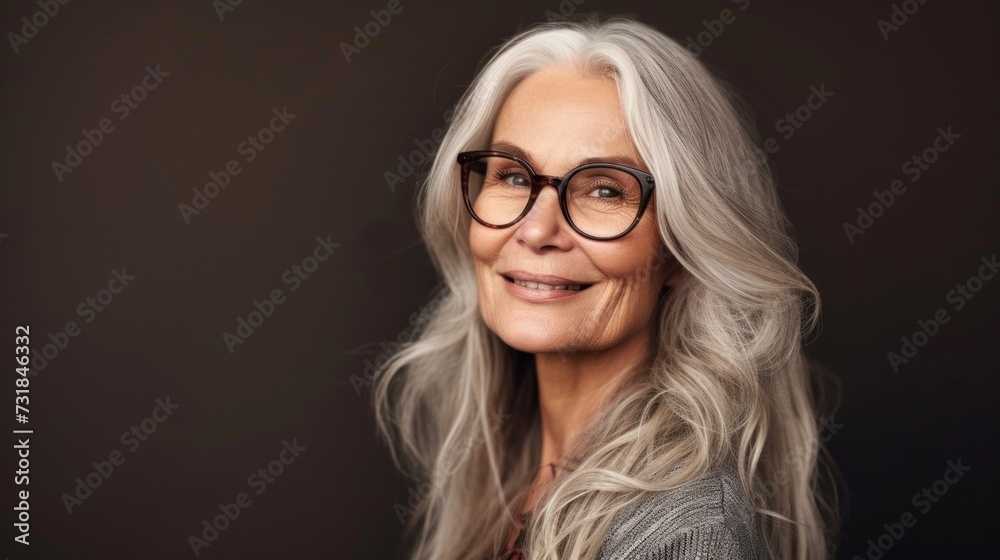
[373,14,839,560]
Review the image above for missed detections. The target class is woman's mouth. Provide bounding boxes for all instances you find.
[501,274,594,292]
[507,277,585,291]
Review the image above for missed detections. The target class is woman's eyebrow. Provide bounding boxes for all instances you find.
[488,140,647,171]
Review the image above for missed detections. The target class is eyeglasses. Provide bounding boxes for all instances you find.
[456,150,656,241]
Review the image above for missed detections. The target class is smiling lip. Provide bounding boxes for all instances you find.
[499,270,594,302]
[500,270,593,287]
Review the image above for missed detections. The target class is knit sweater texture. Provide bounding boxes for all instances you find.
[594,468,770,559]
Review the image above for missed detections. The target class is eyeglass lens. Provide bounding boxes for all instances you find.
[467,155,643,238]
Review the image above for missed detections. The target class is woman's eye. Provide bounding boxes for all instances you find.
[498,171,531,187]
[590,186,621,198]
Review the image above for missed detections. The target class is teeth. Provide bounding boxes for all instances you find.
[512,279,584,291]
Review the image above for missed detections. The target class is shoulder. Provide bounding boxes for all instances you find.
[596,468,770,560]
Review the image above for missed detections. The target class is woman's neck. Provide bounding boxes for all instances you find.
[531,322,655,483]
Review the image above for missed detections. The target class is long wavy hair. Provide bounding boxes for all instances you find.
[373,14,839,560]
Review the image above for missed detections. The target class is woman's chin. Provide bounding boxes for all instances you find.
[494,328,578,355]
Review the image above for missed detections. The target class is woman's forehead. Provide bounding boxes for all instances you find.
[492,70,641,166]
[497,68,624,123]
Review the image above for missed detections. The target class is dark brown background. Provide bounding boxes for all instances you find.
[1,0,996,558]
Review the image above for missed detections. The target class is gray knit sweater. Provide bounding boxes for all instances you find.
[595,469,771,560]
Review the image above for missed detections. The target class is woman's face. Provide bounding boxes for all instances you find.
[470,66,678,356]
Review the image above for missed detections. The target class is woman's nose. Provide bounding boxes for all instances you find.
[523,185,562,223]
[514,185,573,246]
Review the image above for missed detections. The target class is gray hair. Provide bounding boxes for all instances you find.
[373,14,837,560]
